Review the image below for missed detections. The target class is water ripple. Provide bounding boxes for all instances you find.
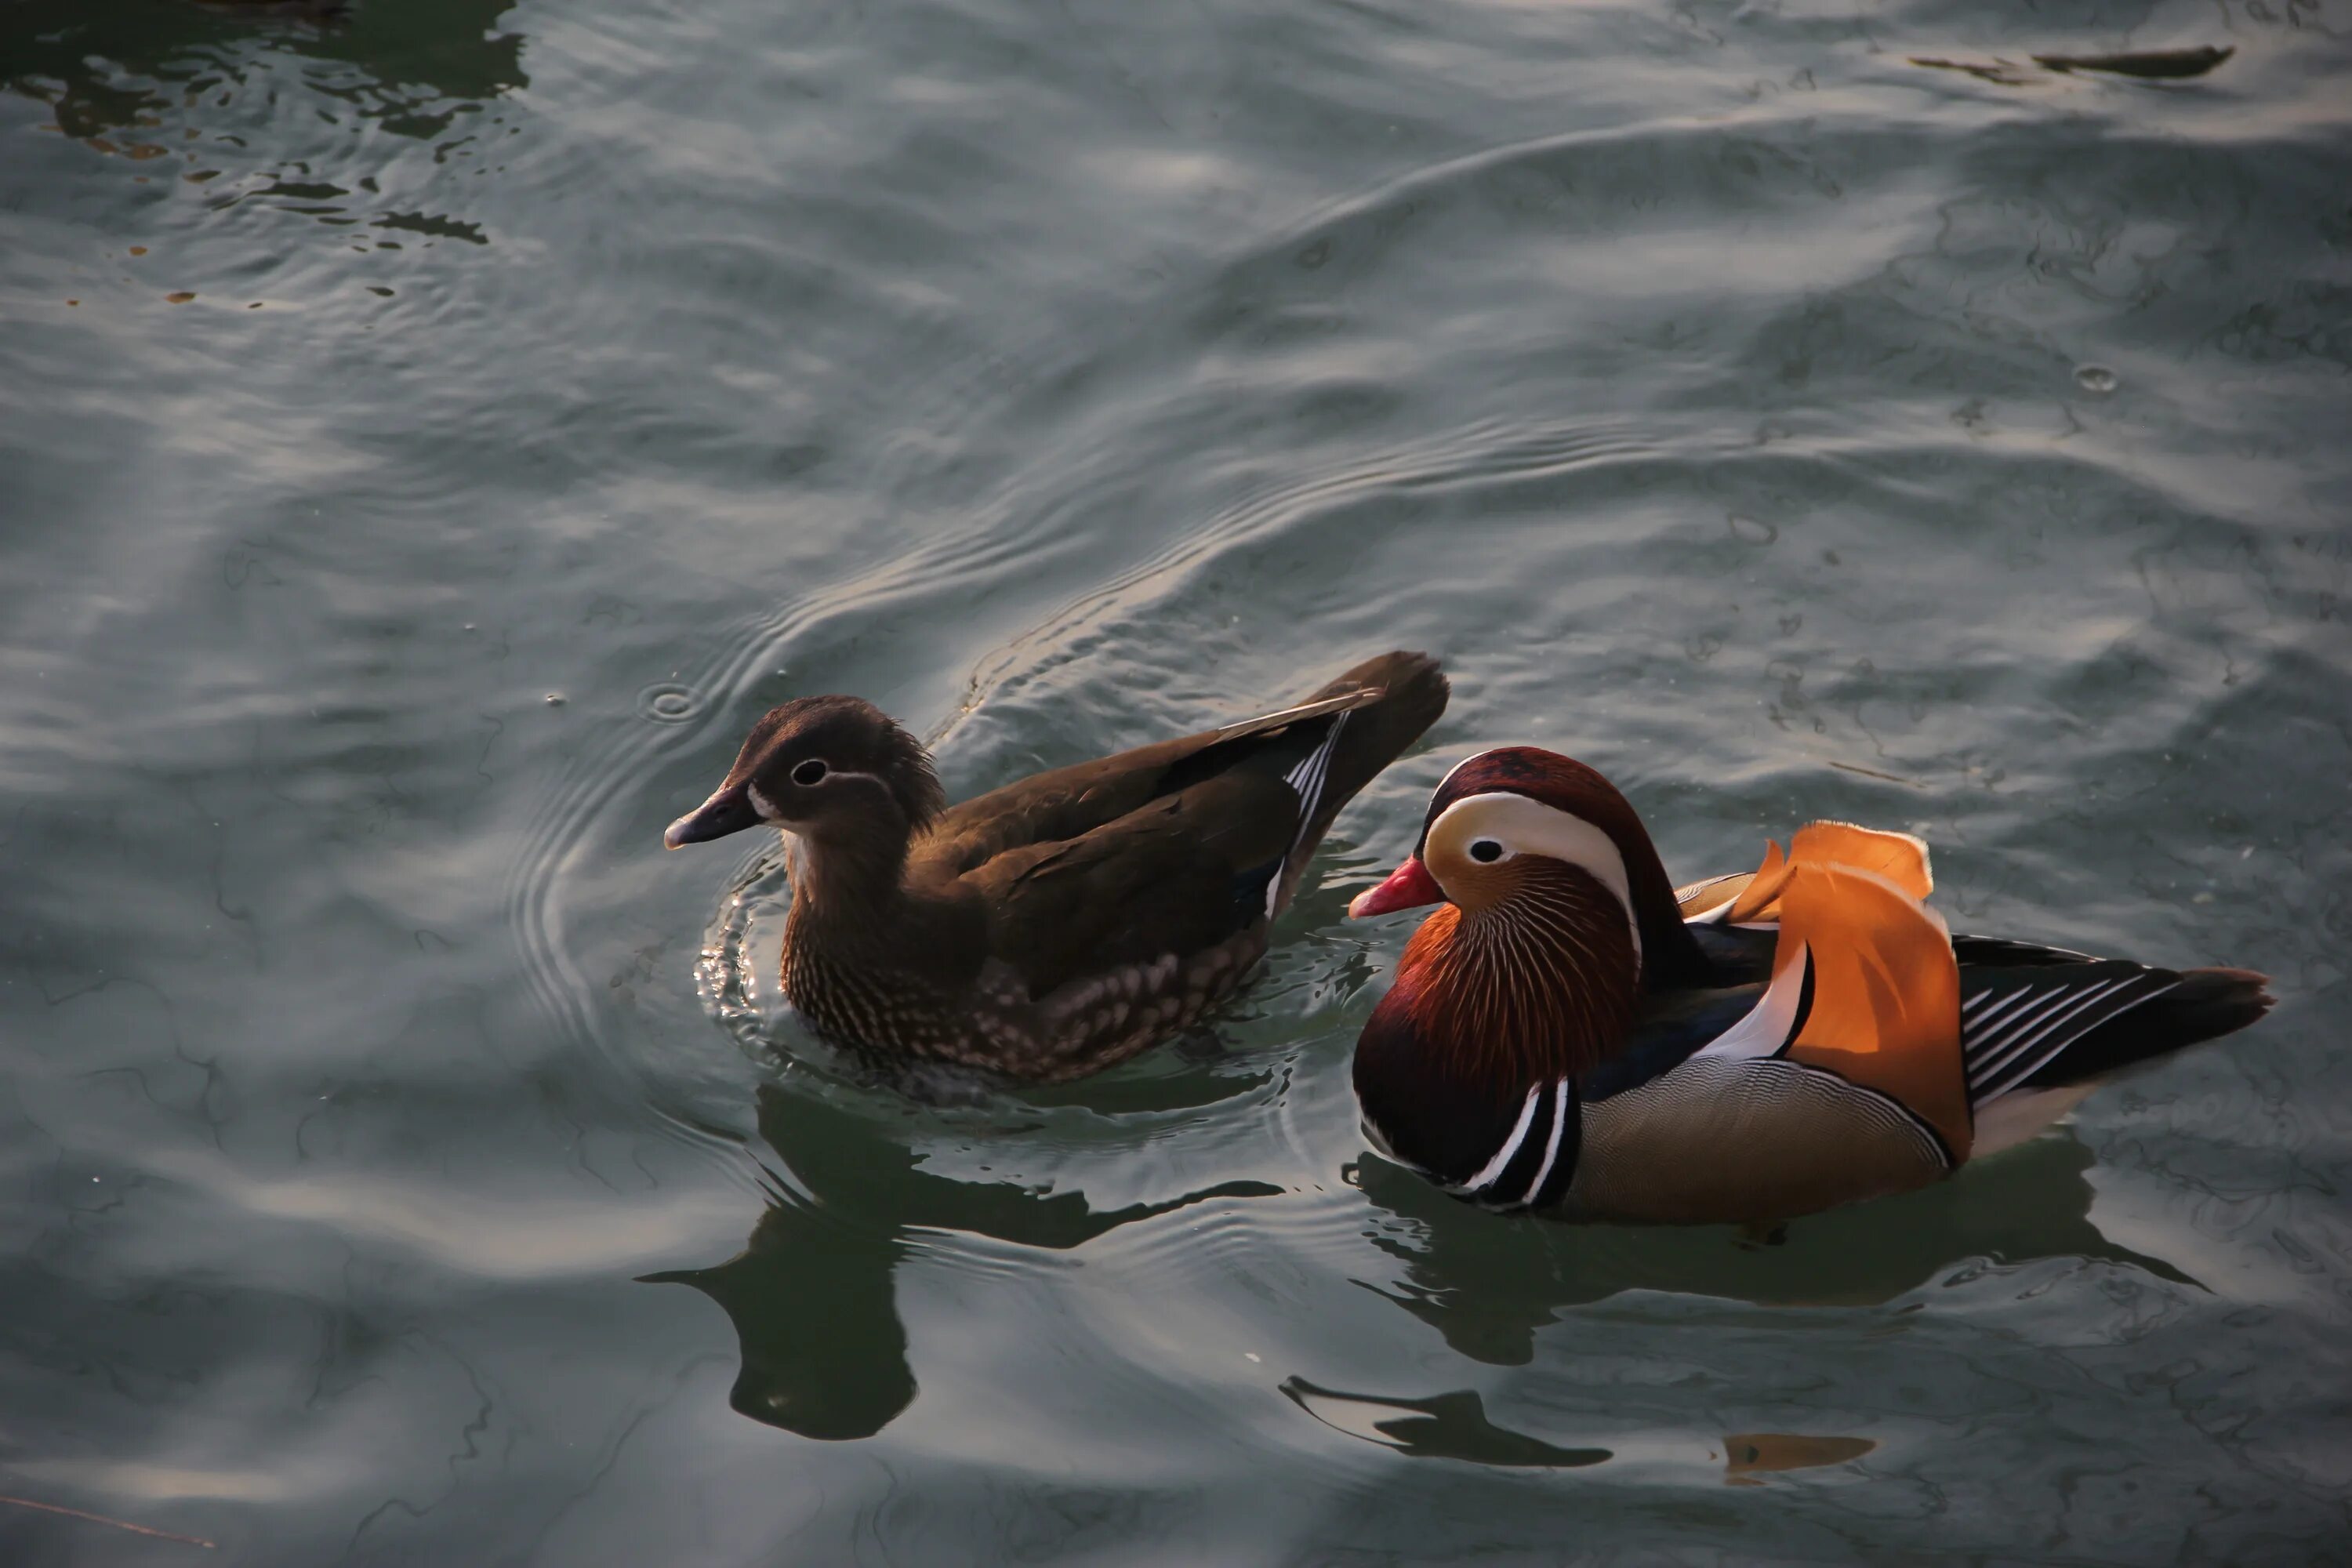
[635,681,703,724]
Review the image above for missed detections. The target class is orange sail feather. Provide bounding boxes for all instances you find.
[1744,829,1969,1159]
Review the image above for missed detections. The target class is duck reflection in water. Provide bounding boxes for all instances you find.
[1352,1131,2195,1368]
[1280,1131,2183,1476]
[1280,1376,1879,1486]
[646,1081,1276,1440]
[5,0,525,157]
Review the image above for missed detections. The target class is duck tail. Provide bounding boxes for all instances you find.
[2016,965,2274,1091]
[1298,650,1450,829]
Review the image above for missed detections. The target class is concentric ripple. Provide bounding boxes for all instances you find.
[637,681,704,724]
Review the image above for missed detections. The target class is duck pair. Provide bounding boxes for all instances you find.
[665,653,2271,1225]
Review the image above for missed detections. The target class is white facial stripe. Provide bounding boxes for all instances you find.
[762,766,898,827]
[750,768,891,824]
[1428,791,1641,964]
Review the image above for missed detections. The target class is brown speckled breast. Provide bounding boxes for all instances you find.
[782,927,1269,1083]
[780,938,972,1065]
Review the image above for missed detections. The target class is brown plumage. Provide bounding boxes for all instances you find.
[666,651,1449,1081]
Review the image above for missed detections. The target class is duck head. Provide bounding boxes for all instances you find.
[1348,747,1705,1081]
[663,695,946,855]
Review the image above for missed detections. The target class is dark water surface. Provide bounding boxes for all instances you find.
[4,0,2349,1561]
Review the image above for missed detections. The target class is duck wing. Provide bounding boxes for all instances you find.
[920,651,1446,880]
[939,652,1449,998]
[920,687,1365,877]
[963,770,1302,997]
[1953,948,2272,1106]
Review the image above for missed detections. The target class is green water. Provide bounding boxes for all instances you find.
[3,0,2347,1561]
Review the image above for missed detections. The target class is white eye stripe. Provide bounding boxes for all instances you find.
[751,768,891,823]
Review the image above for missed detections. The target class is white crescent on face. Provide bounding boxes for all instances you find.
[1421,789,1642,970]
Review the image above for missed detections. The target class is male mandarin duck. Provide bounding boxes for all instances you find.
[666,652,1448,1081]
[1346,747,2273,1224]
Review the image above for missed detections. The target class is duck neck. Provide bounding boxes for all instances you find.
[782,823,913,953]
[1397,863,1642,1089]
[1601,819,1708,991]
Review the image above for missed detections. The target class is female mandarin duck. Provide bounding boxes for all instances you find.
[666,652,1447,1081]
[1346,747,2272,1224]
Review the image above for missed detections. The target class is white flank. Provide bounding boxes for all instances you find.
[1971,1083,2098,1157]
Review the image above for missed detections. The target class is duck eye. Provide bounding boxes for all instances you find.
[1468,838,1504,864]
[790,758,829,787]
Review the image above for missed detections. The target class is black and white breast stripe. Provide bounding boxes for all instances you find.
[1446,1078,1578,1211]
[1960,965,2178,1105]
[1268,710,1349,916]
